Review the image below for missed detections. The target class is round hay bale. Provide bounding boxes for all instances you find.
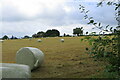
[60,39,64,42]
[16,47,44,70]
[0,63,31,78]
[37,39,42,42]
[29,38,32,41]
[0,40,4,43]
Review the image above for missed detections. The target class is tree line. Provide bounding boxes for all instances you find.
[1,28,84,40]
[32,29,60,38]
[2,27,114,40]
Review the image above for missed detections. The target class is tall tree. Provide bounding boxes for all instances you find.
[37,31,45,37]
[10,35,18,39]
[23,35,30,39]
[73,27,83,36]
[32,34,37,38]
[63,33,66,37]
[2,35,9,40]
[45,29,60,37]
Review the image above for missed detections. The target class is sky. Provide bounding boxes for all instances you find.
[0,0,118,38]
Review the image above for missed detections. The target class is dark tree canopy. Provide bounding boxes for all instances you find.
[10,35,18,39]
[73,27,83,36]
[45,29,60,37]
[23,35,30,39]
[32,31,45,38]
[63,33,66,37]
[2,35,9,40]
[37,31,45,37]
[32,29,60,38]
[32,34,37,38]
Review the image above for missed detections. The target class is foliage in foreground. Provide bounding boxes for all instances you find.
[79,0,120,78]
[82,35,119,75]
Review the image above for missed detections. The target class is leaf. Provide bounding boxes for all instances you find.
[113,3,117,6]
[98,23,101,26]
[93,23,97,25]
[107,2,112,5]
[89,17,93,19]
[115,7,118,10]
[116,26,120,28]
[110,27,113,31]
[87,22,90,24]
[97,2,102,7]
[81,6,85,8]
[86,10,89,13]
[82,9,85,11]
[105,30,108,32]
[106,25,109,29]
[99,27,103,29]
[84,15,88,19]
[90,20,94,23]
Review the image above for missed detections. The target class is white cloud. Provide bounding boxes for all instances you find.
[1,0,66,18]
[63,6,72,13]
[0,0,118,37]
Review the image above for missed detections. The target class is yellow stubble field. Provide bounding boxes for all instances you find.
[2,37,107,78]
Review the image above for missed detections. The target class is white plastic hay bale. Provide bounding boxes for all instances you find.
[29,38,32,41]
[16,47,44,70]
[0,63,31,78]
[37,39,42,42]
[0,40,4,43]
[60,39,64,42]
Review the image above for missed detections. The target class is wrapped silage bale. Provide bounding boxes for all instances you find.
[60,39,64,42]
[0,63,31,78]
[29,38,32,41]
[37,39,42,42]
[16,47,44,70]
[0,40,4,43]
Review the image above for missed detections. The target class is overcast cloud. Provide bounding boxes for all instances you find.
[0,0,117,38]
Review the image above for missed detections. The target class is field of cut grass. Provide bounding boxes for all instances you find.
[2,37,107,78]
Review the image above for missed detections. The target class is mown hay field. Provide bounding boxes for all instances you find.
[2,37,107,78]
